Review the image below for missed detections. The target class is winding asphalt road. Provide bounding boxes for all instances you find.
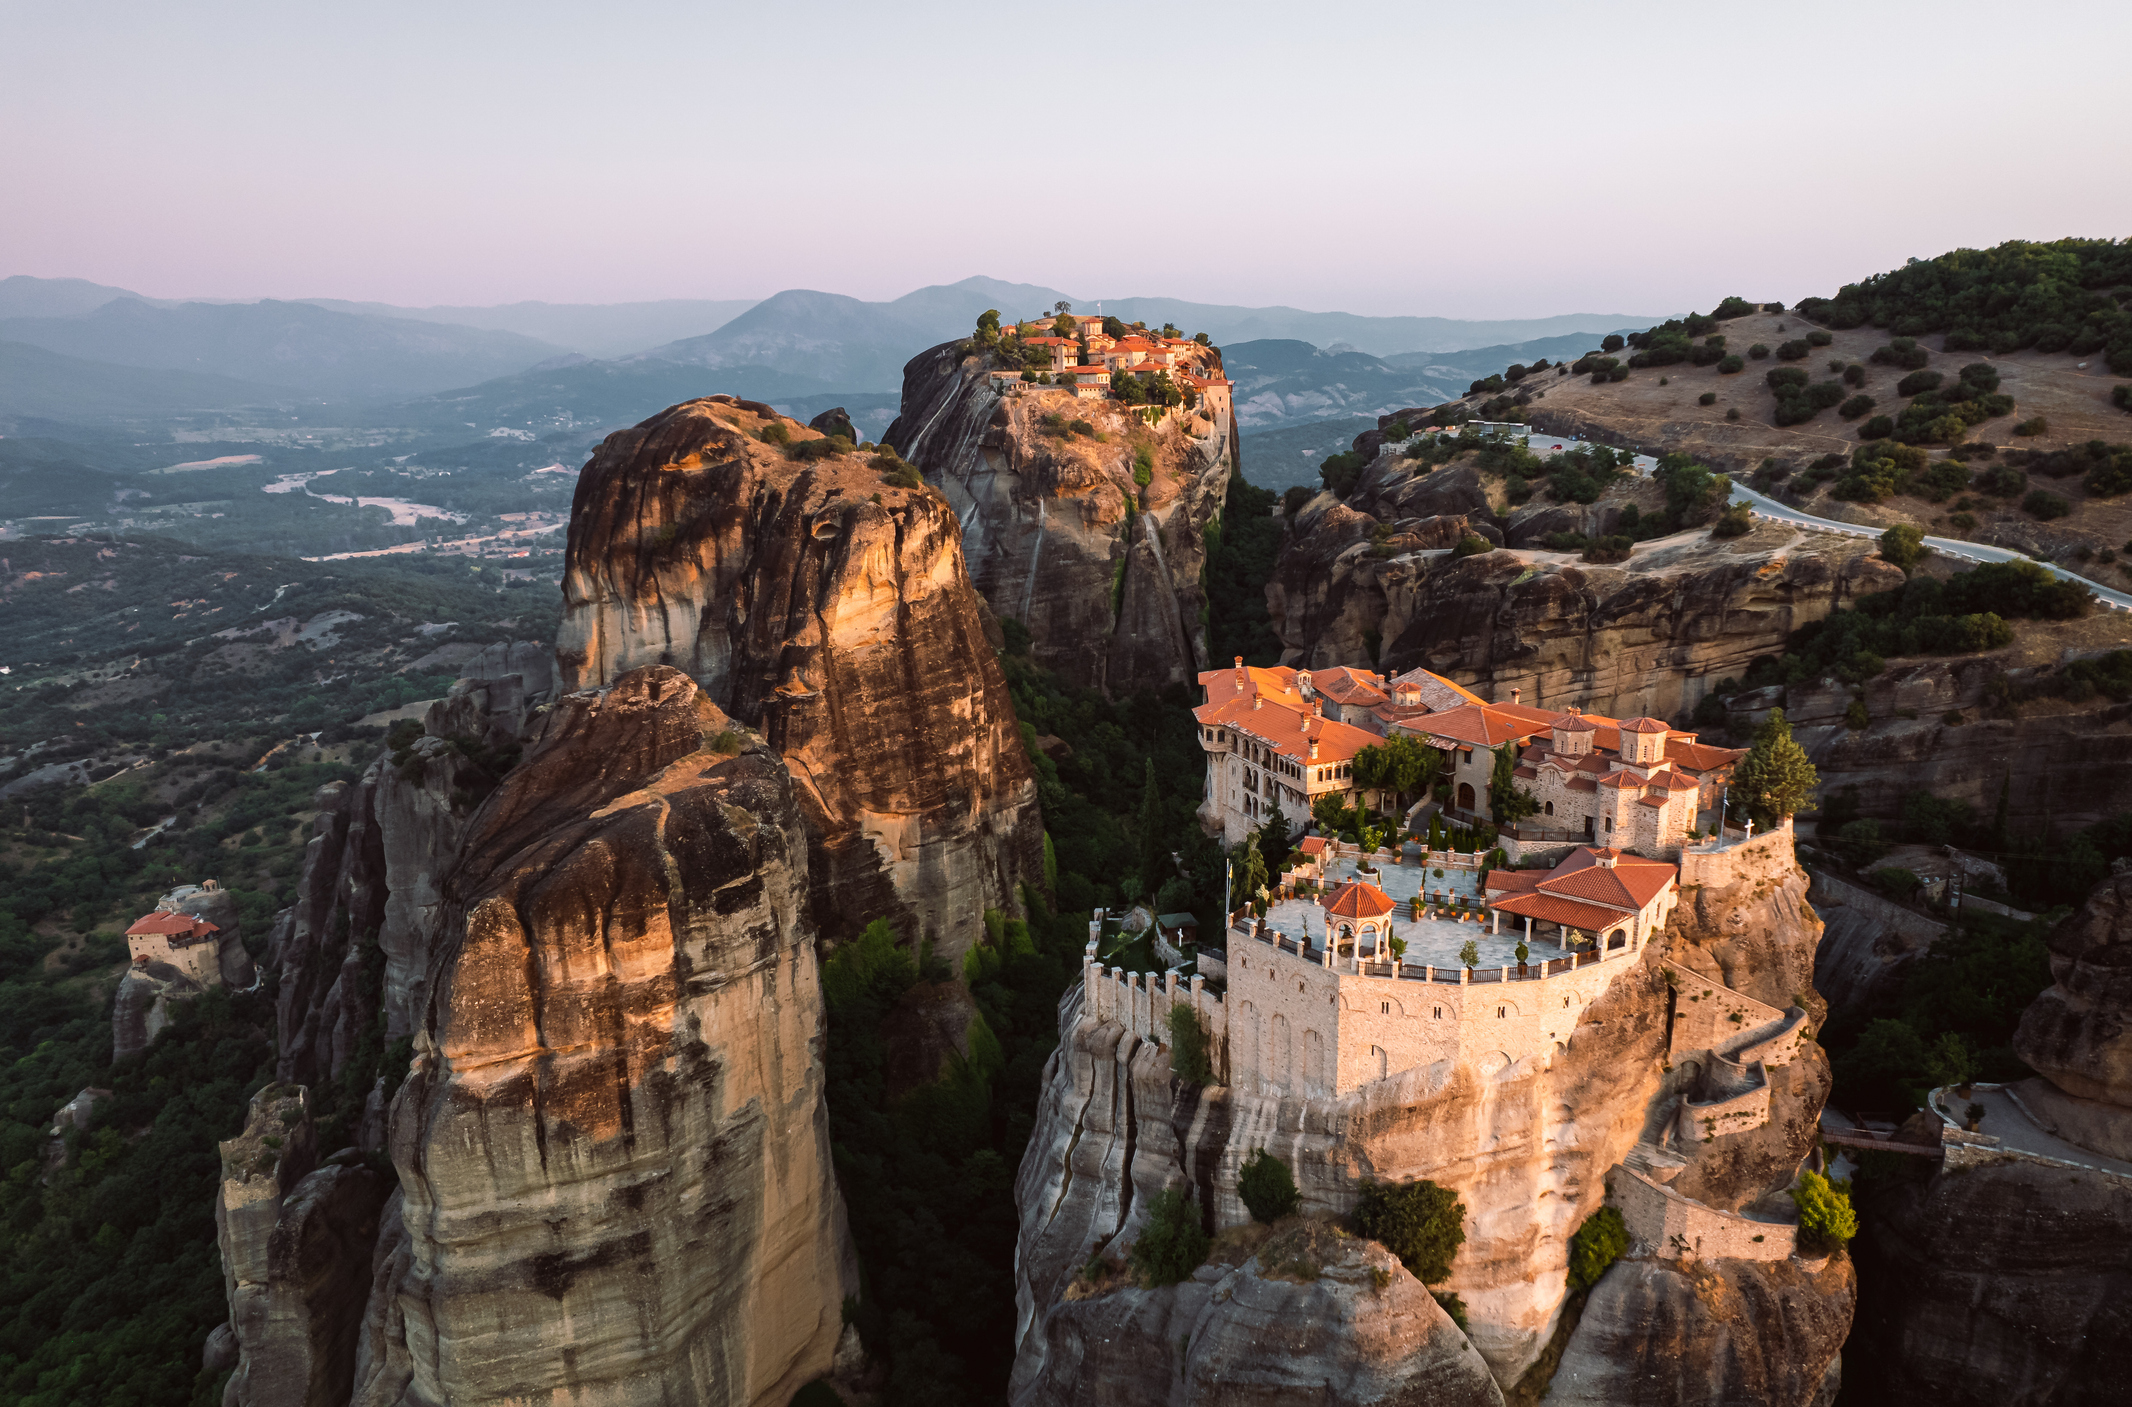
[1725,479,2132,611]
[1520,429,2132,611]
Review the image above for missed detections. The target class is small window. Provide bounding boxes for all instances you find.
[1604,816,1614,832]
[1381,1001,1390,1014]
[1497,1006,1506,1018]
[1433,1006,1443,1019]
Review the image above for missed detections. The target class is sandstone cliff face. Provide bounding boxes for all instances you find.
[354,666,854,1407]
[272,645,551,1091]
[1012,960,1671,1397]
[1268,439,1901,720]
[217,1084,394,1407]
[1015,842,1848,1405]
[1846,1156,2132,1407]
[1783,662,2132,832]
[555,395,1040,955]
[886,342,1235,695]
[2015,870,2132,1106]
[1544,1254,1852,1407]
[1021,1219,1504,1407]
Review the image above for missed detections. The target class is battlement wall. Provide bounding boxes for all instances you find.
[1611,1165,1795,1262]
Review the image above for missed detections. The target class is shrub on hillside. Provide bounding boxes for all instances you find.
[1871,337,1932,371]
[1699,391,1718,406]
[2009,440,2132,497]
[1353,1179,1465,1284]
[1320,450,1366,498]
[1131,1188,1210,1286]
[1712,296,1760,320]
[1776,339,1812,361]
[1806,329,1834,347]
[1583,534,1635,563]
[1282,484,1315,516]
[1711,505,1753,539]
[1839,394,1876,420]
[1896,369,1945,398]
[1238,1148,1300,1223]
[1843,363,1867,387]
[1601,333,1625,353]
[2023,489,2071,520]
[2114,385,2132,413]
[1717,353,1745,374]
[1833,441,1929,503]
[2013,416,2048,436]
[1748,343,1771,360]
[1452,535,1493,558]
[1975,462,2027,497]
[1880,524,1930,573]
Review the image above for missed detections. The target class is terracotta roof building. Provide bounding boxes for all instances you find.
[1484,846,1679,952]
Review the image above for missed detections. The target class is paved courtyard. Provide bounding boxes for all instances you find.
[1260,855,1590,971]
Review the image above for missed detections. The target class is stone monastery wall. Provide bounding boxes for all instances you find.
[1611,1165,1795,1261]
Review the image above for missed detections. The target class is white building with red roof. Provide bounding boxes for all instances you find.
[1193,657,1382,843]
[1484,846,1679,952]
[125,907,226,987]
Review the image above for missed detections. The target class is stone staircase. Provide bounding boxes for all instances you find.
[1662,959,1811,1145]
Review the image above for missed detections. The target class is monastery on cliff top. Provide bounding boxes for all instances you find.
[1194,658,1745,859]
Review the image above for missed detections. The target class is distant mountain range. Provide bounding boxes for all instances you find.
[0,273,1661,431]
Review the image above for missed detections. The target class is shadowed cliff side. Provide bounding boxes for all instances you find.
[556,394,1041,955]
[353,665,855,1407]
[885,342,1236,696]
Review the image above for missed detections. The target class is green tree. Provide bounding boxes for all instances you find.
[1131,1188,1210,1286]
[1138,758,1164,897]
[1353,1179,1466,1283]
[1257,808,1293,870]
[1879,524,1931,574]
[1169,1004,1214,1085]
[1567,1206,1630,1291]
[1730,708,1819,826]
[1789,1171,1858,1251]
[1233,834,1268,908]
[1487,741,1538,823]
[1458,939,1480,969]
[1238,1148,1300,1223]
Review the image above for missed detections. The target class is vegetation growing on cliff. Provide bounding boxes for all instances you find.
[1353,1178,1466,1284]
[1238,1149,1300,1223]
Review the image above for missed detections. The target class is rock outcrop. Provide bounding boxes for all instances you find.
[353,666,855,1407]
[1846,1155,2132,1406]
[1544,1254,1852,1407]
[1021,1218,1505,1406]
[555,395,1040,955]
[216,1084,393,1407]
[1267,437,1901,722]
[2014,870,2132,1105]
[1840,871,2132,1405]
[1013,839,1848,1405]
[885,342,1236,695]
[112,880,253,1060]
[271,643,552,1092]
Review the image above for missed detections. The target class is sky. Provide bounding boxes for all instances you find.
[4,0,2130,319]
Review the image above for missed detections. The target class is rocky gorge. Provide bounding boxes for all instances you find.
[886,340,1237,696]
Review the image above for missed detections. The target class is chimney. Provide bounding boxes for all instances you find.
[1309,739,1320,760]
[1511,687,1521,706]
[1312,698,1323,718]
[1300,711,1309,731]
[1253,694,1262,710]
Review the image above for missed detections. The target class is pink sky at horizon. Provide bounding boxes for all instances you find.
[4,0,2128,319]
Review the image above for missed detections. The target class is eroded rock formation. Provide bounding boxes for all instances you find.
[1021,1218,1505,1406]
[271,643,552,1093]
[1012,840,1848,1405]
[353,666,855,1407]
[556,395,1040,955]
[217,1084,393,1407]
[885,342,1235,695]
[1268,437,1901,722]
[2016,869,2132,1106]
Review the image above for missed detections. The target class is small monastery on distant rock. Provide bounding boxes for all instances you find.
[987,314,1234,426]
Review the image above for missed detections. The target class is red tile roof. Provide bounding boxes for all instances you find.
[1488,891,1633,932]
[127,910,219,940]
[1298,835,1329,855]
[1322,880,1396,920]
[1621,716,1669,734]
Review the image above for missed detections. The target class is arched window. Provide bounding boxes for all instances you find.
[1545,800,1554,816]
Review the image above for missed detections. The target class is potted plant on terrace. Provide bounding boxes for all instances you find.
[1515,941,1530,975]
[1459,939,1480,971]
